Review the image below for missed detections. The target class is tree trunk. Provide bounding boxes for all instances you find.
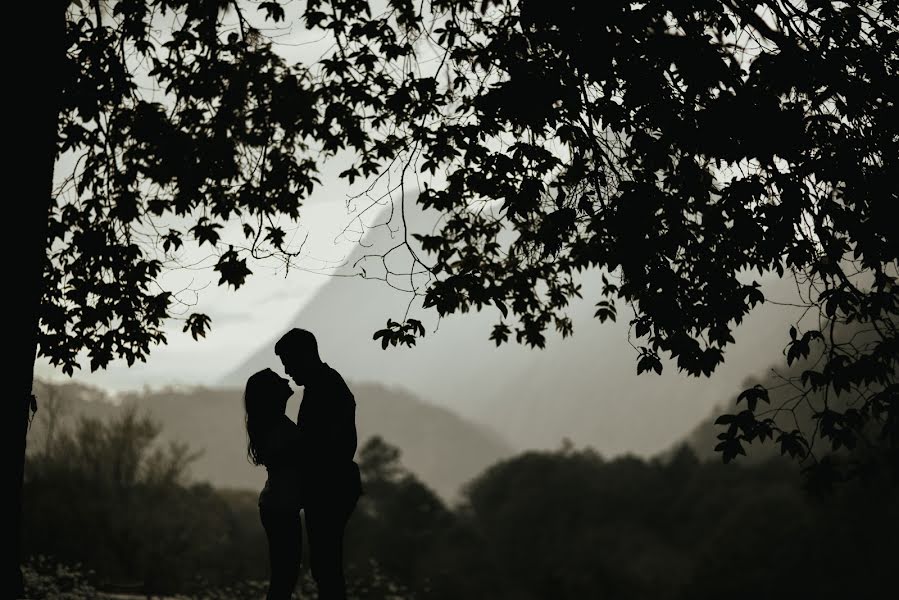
[7,3,65,597]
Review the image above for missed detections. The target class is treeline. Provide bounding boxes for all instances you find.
[26,378,512,502]
[23,408,266,596]
[684,316,897,483]
[23,410,897,599]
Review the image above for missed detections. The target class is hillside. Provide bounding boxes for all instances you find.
[29,379,512,501]
[223,200,802,457]
[677,318,892,463]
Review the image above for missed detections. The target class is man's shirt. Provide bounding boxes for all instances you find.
[296,363,361,503]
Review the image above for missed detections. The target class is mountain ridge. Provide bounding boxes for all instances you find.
[223,200,803,458]
[29,378,513,501]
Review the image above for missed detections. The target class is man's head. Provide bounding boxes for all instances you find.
[275,328,321,386]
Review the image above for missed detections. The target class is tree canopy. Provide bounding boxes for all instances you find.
[51,0,897,478]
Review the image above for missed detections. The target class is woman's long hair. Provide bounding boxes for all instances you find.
[244,368,286,466]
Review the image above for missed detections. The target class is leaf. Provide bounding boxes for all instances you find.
[777,431,807,459]
[183,313,212,341]
[714,414,735,425]
[637,353,662,375]
[489,322,511,346]
[736,384,769,412]
[191,218,224,248]
[265,226,286,249]
[745,286,765,307]
[407,318,426,337]
[594,300,616,323]
[800,369,825,389]
[258,1,286,23]
[162,230,183,253]
[714,435,746,463]
[214,247,252,289]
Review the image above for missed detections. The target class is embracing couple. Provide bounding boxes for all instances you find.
[243,328,362,600]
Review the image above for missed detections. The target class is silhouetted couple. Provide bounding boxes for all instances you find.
[244,329,362,600]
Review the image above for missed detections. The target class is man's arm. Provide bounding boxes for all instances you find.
[326,371,357,462]
[339,397,357,462]
[317,387,356,463]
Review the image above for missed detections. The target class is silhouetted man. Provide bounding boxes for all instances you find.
[275,328,361,600]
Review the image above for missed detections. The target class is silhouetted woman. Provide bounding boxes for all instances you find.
[245,368,303,600]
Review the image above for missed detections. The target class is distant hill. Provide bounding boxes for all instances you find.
[28,379,512,501]
[222,202,803,458]
[675,319,888,463]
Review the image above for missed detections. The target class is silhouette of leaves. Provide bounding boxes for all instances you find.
[214,248,252,289]
[736,385,769,413]
[594,300,616,323]
[183,313,212,341]
[43,1,323,374]
[636,351,663,376]
[288,0,896,483]
[373,318,425,349]
[43,1,898,486]
[489,322,511,346]
[258,1,285,23]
